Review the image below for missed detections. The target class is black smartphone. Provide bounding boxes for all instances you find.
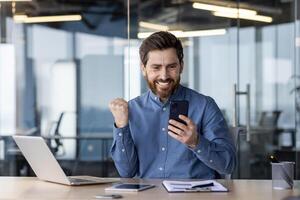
[169,100,189,125]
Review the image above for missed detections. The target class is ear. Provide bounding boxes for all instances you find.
[141,64,146,76]
[179,61,184,74]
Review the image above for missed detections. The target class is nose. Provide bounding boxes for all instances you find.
[160,67,168,80]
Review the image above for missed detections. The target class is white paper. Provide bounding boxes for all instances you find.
[162,180,228,192]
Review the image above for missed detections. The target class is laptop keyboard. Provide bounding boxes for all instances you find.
[68,177,96,183]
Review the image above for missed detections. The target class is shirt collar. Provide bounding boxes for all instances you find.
[148,84,185,105]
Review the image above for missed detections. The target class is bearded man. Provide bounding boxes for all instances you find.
[109,31,236,179]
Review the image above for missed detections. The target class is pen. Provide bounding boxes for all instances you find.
[191,182,214,188]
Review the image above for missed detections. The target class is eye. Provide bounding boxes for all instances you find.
[168,65,177,69]
[151,65,160,70]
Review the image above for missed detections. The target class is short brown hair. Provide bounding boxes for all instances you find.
[139,31,184,66]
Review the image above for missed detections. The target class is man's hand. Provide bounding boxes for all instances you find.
[168,115,199,148]
[109,98,129,128]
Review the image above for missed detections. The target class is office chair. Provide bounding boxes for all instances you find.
[45,112,66,156]
[258,111,281,128]
[52,112,65,154]
[225,126,245,180]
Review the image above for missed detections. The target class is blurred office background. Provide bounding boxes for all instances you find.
[0,0,299,179]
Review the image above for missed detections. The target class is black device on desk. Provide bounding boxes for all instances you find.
[169,100,189,125]
[105,183,155,192]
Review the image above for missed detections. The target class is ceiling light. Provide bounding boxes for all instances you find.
[213,12,273,23]
[13,14,82,23]
[138,29,226,39]
[13,14,27,21]
[192,2,257,16]
[192,2,272,23]
[139,21,169,31]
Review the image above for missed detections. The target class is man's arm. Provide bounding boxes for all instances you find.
[110,124,138,177]
[190,126,236,175]
[197,98,236,175]
[109,98,138,177]
[168,98,236,175]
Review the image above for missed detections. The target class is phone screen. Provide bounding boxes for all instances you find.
[169,100,189,125]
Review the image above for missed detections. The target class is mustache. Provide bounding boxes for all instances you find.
[156,79,174,83]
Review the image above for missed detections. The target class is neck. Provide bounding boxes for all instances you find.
[160,97,168,103]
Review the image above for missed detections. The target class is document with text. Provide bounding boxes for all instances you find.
[162,180,228,193]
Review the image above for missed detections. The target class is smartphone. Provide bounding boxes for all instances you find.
[169,100,189,125]
[105,183,155,192]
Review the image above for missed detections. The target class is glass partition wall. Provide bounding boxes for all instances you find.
[0,0,129,177]
[295,0,300,179]
[236,0,298,179]
[0,0,299,179]
[134,0,300,179]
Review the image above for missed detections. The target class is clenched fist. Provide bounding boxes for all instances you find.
[109,98,129,128]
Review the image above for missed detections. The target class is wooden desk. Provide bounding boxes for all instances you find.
[0,177,300,200]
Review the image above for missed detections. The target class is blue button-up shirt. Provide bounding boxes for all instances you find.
[111,85,236,179]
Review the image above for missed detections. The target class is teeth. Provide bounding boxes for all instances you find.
[157,81,169,86]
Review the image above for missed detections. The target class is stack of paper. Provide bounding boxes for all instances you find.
[162,180,228,193]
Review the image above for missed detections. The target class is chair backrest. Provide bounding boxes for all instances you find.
[224,126,245,180]
[259,111,281,128]
[229,126,245,149]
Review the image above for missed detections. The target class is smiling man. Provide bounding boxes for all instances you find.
[109,31,236,179]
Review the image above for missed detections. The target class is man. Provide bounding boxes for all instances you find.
[109,31,236,179]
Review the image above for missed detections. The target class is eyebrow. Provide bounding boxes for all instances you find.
[150,64,162,67]
[166,62,178,66]
[150,62,178,67]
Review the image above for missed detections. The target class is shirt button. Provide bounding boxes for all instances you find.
[197,150,201,154]
[209,160,213,163]
[118,133,122,137]
[155,97,158,100]
[162,128,166,131]
[159,167,163,171]
[162,147,166,151]
[121,148,125,152]
[163,107,166,111]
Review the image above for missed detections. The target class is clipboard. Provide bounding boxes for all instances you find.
[162,180,228,193]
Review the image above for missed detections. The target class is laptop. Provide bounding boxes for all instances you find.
[12,135,120,186]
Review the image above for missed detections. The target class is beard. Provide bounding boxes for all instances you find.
[145,74,181,100]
